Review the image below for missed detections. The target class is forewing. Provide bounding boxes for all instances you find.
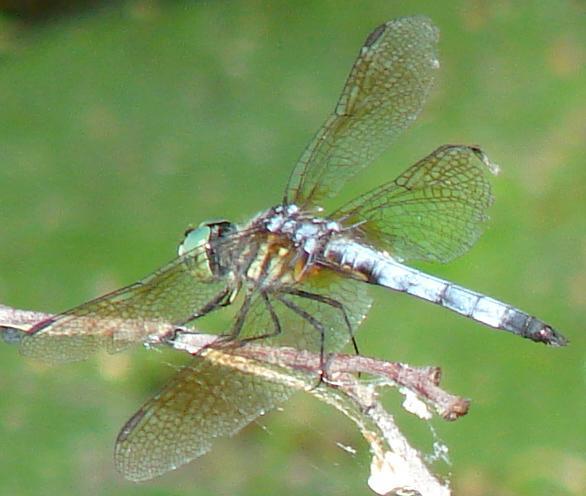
[285,16,439,207]
[114,273,372,481]
[19,242,234,363]
[331,145,499,263]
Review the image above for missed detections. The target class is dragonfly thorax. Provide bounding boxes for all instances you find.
[212,204,341,289]
[263,204,342,257]
[229,204,342,287]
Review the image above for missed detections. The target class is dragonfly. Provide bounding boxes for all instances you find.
[12,16,566,482]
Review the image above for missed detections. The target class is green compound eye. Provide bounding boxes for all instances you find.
[178,225,211,257]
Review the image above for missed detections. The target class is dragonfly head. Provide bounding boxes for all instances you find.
[178,220,235,257]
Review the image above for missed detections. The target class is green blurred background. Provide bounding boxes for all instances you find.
[0,1,584,495]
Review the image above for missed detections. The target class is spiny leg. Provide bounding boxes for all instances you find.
[176,286,235,327]
[238,293,284,343]
[170,286,236,344]
[228,291,254,340]
[229,242,285,343]
[279,287,359,355]
[273,293,329,384]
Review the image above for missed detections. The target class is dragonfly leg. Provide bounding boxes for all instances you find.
[171,288,253,347]
[227,290,254,340]
[273,294,328,383]
[279,287,359,355]
[236,293,284,343]
[175,286,236,328]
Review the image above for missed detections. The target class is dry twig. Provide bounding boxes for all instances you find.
[1,303,469,495]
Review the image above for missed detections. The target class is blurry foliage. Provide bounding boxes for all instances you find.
[0,0,109,20]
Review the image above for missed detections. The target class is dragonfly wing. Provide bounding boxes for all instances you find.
[331,145,499,263]
[19,240,237,363]
[285,16,439,207]
[115,273,371,481]
[115,353,292,482]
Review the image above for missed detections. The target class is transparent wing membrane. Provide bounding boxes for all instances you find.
[115,354,292,482]
[285,16,439,207]
[332,145,499,263]
[19,238,241,363]
[114,273,371,481]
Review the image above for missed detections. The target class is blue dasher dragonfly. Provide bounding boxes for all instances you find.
[14,16,566,481]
